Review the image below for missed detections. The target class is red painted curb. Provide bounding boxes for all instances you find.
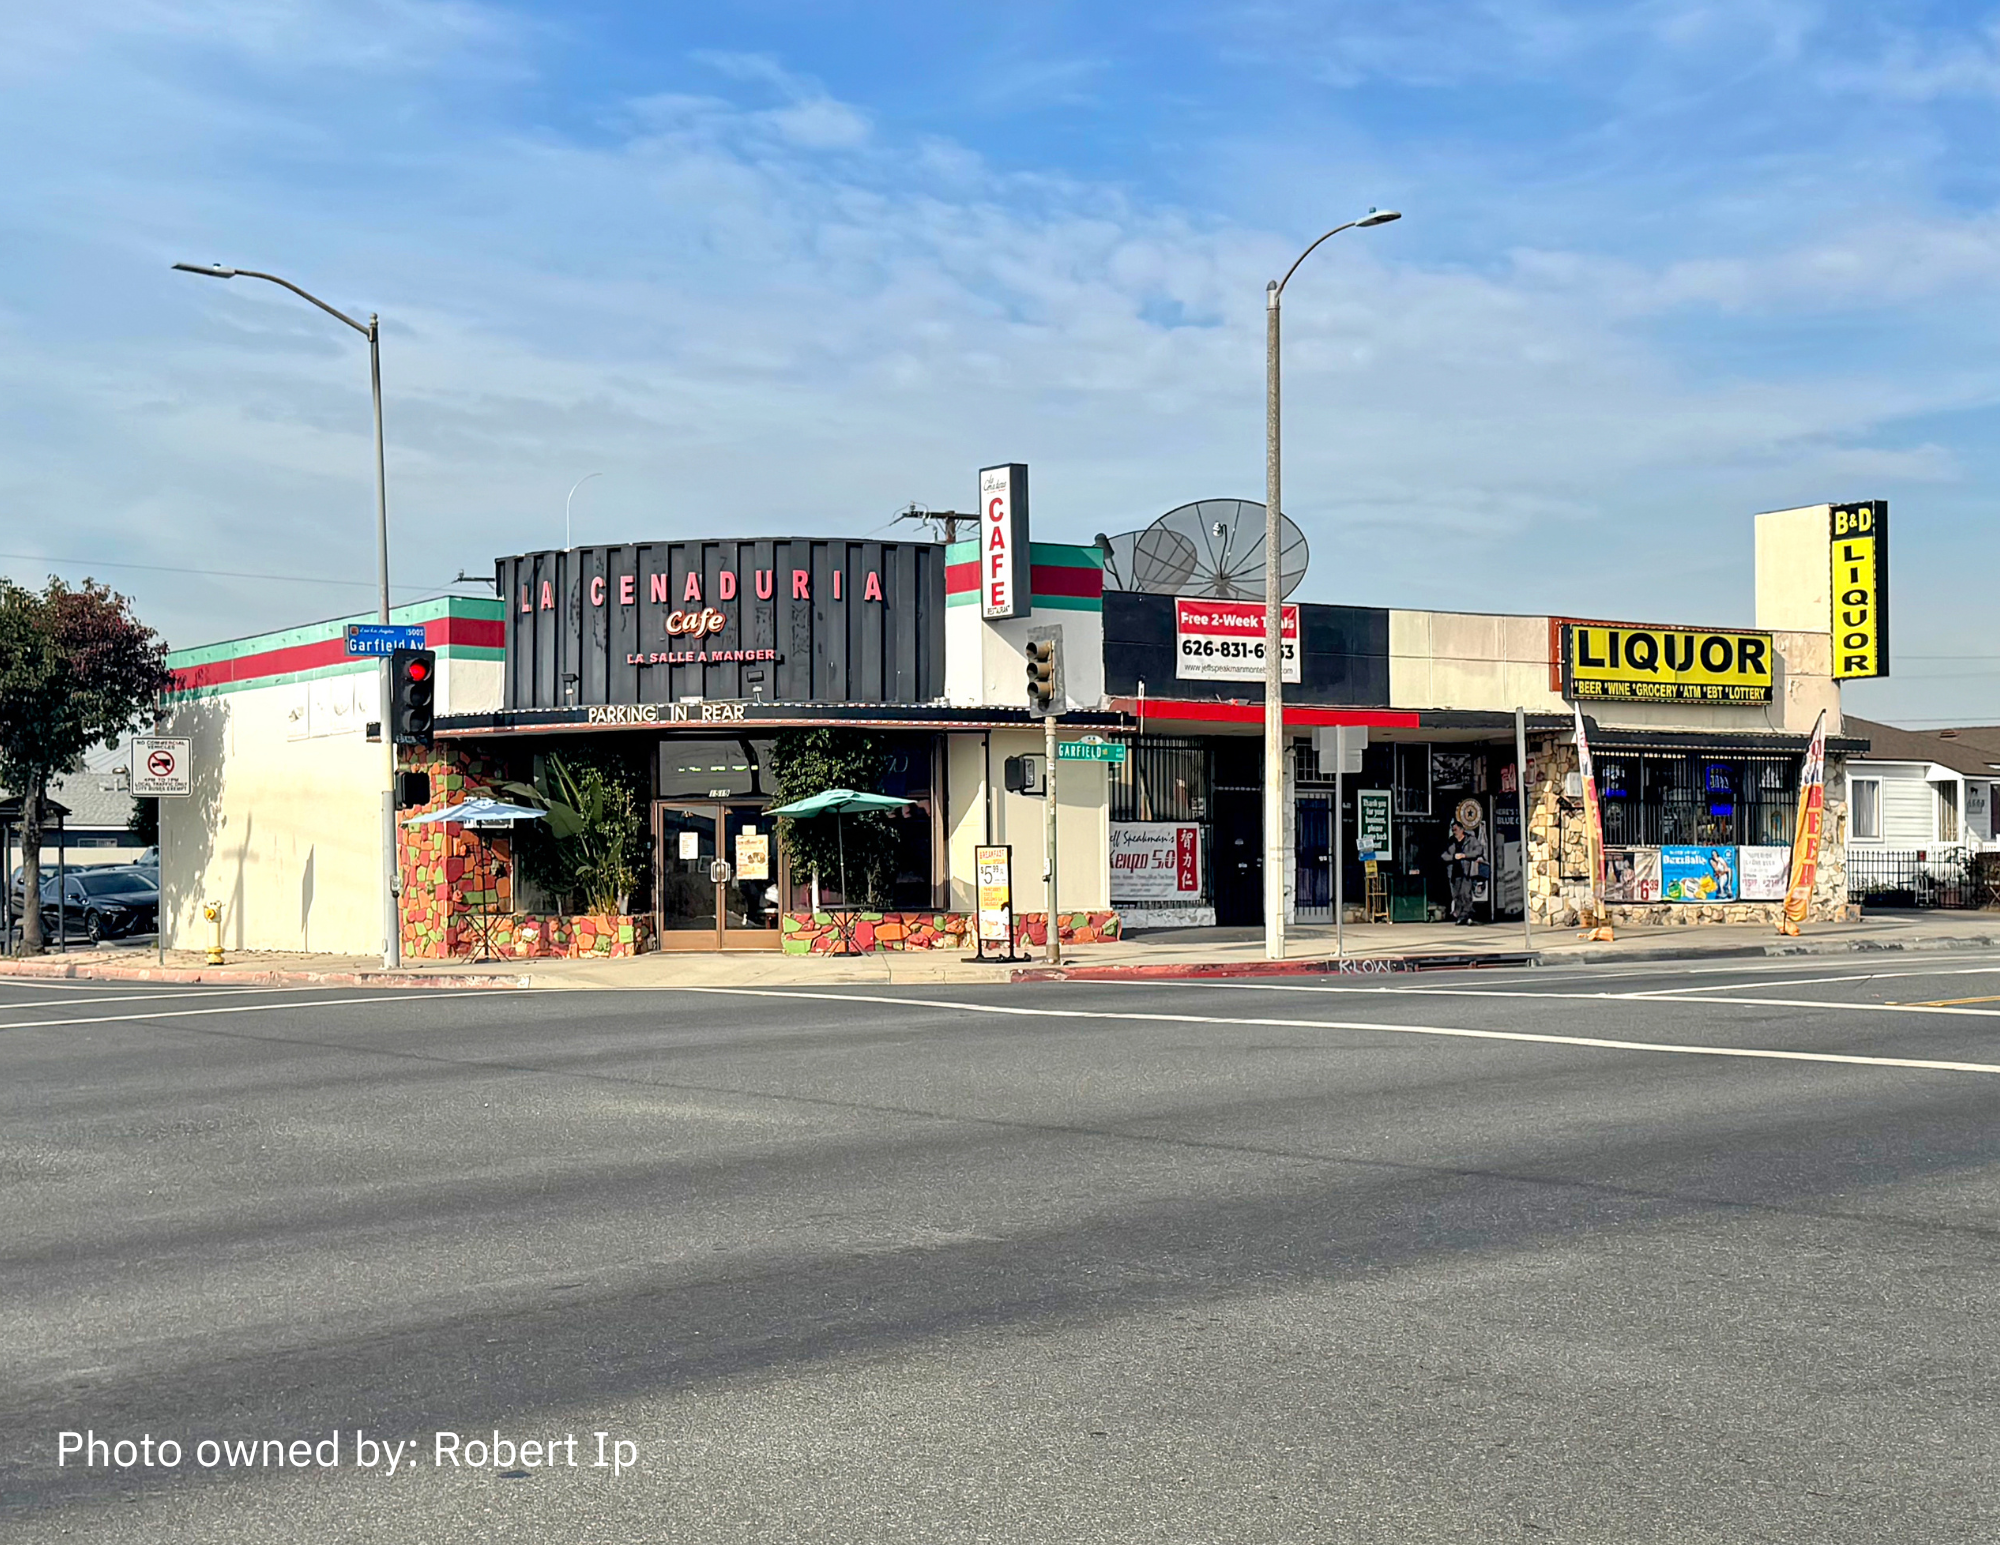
[1012,952,1537,983]
[0,960,529,990]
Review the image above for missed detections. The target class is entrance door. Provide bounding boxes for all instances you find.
[1211,788,1262,927]
[654,802,783,951]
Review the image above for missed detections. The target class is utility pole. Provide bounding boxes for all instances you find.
[1044,709,1060,964]
[893,505,976,545]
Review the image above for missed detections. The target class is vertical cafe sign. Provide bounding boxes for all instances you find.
[1829,500,1889,681]
[978,463,1031,619]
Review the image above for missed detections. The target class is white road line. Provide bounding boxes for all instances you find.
[0,993,466,1033]
[1622,965,2000,996]
[676,987,2000,1075]
[0,988,315,1011]
[1185,982,2000,1017]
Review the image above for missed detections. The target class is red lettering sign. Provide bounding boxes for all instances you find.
[792,570,810,600]
[589,575,605,606]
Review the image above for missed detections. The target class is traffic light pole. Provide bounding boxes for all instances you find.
[1044,710,1060,965]
[371,314,399,971]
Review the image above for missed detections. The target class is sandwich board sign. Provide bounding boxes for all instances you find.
[131,737,192,797]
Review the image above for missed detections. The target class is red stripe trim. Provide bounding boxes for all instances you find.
[1029,563,1102,598]
[171,615,502,692]
[1108,698,1419,729]
[946,560,979,593]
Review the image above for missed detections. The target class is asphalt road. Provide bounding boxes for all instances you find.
[4,953,2000,1542]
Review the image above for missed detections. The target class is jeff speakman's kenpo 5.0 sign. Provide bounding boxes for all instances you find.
[1562,622,1774,705]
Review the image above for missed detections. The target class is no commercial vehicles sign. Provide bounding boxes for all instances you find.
[131,736,192,797]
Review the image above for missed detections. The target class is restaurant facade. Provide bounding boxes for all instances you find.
[155,483,1876,958]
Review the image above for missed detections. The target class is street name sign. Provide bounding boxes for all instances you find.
[1055,738,1127,764]
[345,623,429,657]
[130,736,192,797]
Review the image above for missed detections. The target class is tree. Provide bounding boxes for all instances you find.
[0,580,173,952]
[768,728,897,905]
[500,752,645,916]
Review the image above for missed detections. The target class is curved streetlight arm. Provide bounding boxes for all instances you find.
[171,263,369,337]
[1273,219,1363,301]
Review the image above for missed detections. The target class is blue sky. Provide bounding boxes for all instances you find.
[2,0,1997,722]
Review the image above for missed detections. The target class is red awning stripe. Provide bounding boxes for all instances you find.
[1109,698,1419,729]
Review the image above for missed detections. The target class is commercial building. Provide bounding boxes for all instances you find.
[155,483,1880,957]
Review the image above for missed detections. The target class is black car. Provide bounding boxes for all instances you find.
[36,868,160,944]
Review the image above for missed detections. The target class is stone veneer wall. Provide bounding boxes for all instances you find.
[1523,738,1855,928]
[398,744,657,959]
[782,910,1121,955]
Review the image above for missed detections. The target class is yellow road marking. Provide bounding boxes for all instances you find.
[1907,994,2000,1008]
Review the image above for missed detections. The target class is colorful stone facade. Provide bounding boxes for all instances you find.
[397,745,657,959]
[781,910,1121,955]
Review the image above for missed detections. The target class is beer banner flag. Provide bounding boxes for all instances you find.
[1780,710,1829,934]
[1572,704,1607,922]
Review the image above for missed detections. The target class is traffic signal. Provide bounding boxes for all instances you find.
[389,648,436,747]
[395,769,433,807]
[1025,639,1056,713]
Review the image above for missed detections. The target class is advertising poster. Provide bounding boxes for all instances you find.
[1603,847,1662,904]
[1173,598,1301,683]
[975,845,1014,943]
[1739,846,1791,901]
[734,831,770,882]
[1109,823,1202,902]
[1661,846,1738,903]
[1355,790,1393,858]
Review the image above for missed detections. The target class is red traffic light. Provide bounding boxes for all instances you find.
[405,659,431,683]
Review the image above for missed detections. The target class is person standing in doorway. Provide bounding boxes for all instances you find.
[1444,819,1487,925]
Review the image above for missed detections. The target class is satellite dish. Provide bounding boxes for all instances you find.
[1142,499,1308,600]
[1097,527,1197,594]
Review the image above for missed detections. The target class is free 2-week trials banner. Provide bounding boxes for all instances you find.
[1781,711,1829,931]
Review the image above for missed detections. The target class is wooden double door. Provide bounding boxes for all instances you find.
[653,801,783,951]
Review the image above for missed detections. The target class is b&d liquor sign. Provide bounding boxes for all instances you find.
[500,538,946,711]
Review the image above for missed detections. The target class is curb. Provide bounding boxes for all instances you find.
[0,959,530,990]
[1013,951,1539,983]
[1559,932,2000,967]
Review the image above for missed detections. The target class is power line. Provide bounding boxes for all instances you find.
[0,551,484,594]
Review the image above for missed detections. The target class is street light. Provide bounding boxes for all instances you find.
[565,471,602,550]
[1262,209,1400,961]
[173,261,402,970]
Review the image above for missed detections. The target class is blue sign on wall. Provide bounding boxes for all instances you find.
[345,623,429,657]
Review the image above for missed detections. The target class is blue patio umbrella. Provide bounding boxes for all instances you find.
[403,798,549,828]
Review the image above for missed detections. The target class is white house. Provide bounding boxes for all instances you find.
[1842,718,1999,853]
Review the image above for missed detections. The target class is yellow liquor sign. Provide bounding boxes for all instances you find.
[1562,623,1775,704]
[1830,501,1889,680]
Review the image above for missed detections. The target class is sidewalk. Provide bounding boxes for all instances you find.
[3,909,1994,990]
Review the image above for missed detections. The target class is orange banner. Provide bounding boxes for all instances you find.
[1572,705,1606,919]
[1781,711,1829,931]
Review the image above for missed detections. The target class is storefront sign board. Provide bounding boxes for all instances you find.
[978,464,1031,619]
[1109,823,1202,901]
[976,845,1014,942]
[344,622,429,657]
[1355,789,1392,859]
[1563,623,1774,704]
[1174,599,1300,683]
[1830,501,1889,680]
[1661,845,1738,903]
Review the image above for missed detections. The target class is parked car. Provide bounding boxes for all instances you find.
[33,868,160,944]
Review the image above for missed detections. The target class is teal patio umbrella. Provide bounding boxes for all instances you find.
[767,788,912,905]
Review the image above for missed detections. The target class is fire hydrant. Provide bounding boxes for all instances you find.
[202,901,225,966]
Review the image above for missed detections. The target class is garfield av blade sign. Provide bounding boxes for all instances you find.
[1562,623,1774,704]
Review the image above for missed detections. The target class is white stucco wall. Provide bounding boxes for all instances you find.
[945,729,1109,914]
[158,671,387,956]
